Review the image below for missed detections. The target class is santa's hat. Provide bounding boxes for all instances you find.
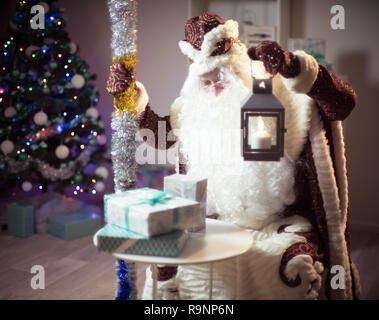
[179,13,248,76]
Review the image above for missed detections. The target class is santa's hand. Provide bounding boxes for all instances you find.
[107,63,148,114]
[106,63,135,95]
[247,41,300,78]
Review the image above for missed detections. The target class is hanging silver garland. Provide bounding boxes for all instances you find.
[0,147,94,181]
[107,0,139,300]
[108,0,138,58]
[110,111,140,192]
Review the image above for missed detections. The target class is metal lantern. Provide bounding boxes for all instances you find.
[241,78,286,161]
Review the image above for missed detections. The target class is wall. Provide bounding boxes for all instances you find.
[290,0,379,229]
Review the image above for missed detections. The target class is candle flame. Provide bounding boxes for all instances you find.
[259,81,266,89]
[258,116,265,131]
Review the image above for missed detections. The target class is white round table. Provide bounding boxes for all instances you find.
[104,219,253,300]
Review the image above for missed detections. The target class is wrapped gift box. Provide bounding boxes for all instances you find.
[94,223,188,257]
[49,212,102,240]
[164,174,207,231]
[7,203,34,238]
[104,187,201,237]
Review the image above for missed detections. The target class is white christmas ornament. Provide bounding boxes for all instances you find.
[55,144,70,159]
[25,45,39,57]
[71,74,85,89]
[94,181,105,192]
[86,107,99,119]
[97,135,107,146]
[33,111,48,125]
[95,166,109,179]
[69,42,77,54]
[37,1,49,12]
[1,140,14,155]
[4,107,16,118]
[22,181,33,192]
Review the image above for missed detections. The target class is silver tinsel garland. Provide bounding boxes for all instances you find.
[108,0,138,58]
[110,111,140,192]
[0,147,94,181]
[107,0,139,300]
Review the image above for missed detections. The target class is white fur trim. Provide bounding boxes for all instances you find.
[135,81,149,114]
[308,106,352,299]
[142,215,324,300]
[178,40,202,62]
[351,262,362,298]
[281,50,319,94]
[191,42,249,76]
[169,96,182,133]
[201,20,239,57]
[178,20,244,76]
[179,20,238,59]
[331,121,348,228]
[273,76,314,160]
[331,121,353,298]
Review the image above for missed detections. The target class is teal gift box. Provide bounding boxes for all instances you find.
[49,212,102,241]
[7,203,34,238]
[104,187,200,237]
[94,223,188,257]
[164,174,207,232]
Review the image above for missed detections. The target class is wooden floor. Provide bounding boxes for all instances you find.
[0,228,378,300]
[0,229,148,300]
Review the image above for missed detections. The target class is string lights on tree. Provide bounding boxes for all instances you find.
[0,0,111,197]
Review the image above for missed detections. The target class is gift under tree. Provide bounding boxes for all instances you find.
[107,12,360,300]
[0,0,109,198]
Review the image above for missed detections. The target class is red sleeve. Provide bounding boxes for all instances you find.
[308,65,357,121]
[137,104,174,149]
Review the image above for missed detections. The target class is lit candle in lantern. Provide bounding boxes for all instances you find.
[250,116,272,149]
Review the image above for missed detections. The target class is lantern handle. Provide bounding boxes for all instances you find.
[253,78,273,94]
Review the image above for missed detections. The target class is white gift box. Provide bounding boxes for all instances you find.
[164,174,207,232]
[104,188,201,237]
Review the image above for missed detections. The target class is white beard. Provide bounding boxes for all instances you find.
[178,67,296,230]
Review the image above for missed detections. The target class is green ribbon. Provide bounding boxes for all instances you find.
[138,190,173,206]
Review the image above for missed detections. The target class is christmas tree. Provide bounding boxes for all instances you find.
[0,0,110,198]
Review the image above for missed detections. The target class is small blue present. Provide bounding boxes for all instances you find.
[49,212,102,241]
[7,203,34,238]
[104,187,201,237]
[94,223,188,257]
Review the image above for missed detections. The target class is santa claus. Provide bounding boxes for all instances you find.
[108,12,360,300]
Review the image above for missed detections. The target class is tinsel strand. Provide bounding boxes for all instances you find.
[108,0,138,58]
[107,0,139,300]
[115,259,138,300]
[0,147,94,181]
[110,111,140,192]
